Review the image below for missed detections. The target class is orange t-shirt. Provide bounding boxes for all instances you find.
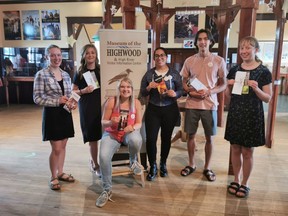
[105,108,136,142]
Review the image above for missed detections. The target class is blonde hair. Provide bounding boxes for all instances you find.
[45,44,61,56]
[239,36,262,63]
[114,77,135,113]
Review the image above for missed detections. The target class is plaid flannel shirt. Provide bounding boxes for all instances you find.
[33,67,72,107]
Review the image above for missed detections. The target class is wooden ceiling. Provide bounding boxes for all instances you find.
[0,0,101,4]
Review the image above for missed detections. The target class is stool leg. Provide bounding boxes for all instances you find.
[137,152,145,188]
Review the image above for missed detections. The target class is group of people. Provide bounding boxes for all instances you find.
[33,28,272,208]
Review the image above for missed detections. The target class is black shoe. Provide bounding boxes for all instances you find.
[146,162,157,181]
[160,161,168,177]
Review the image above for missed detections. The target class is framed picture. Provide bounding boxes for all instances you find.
[183,39,194,48]
[22,10,40,40]
[174,14,198,43]
[3,11,22,40]
[41,9,61,40]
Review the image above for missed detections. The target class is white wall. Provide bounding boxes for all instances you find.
[0,1,287,50]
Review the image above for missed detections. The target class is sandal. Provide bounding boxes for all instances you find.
[236,185,250,198]
[203,169,216,181]
[180,166,196,177]
[50,177,61,190]
[57,173,75,182]
[227,182,240,195]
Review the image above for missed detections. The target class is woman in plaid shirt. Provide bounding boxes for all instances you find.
[33,44,76,190]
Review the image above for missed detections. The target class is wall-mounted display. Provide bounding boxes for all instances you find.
[205,14,218,43]
[174,14,198,43]
[1,47,73,77]
[3,11,22,40]
[41,9,61,40]
[22,10,41,40]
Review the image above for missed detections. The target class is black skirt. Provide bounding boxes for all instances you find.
[42,106,74,141]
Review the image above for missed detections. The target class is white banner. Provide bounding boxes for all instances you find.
[99,29,148,104]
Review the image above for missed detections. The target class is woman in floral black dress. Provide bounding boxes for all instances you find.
[225,36,272,198]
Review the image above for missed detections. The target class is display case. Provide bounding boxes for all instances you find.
[0,47,73,105]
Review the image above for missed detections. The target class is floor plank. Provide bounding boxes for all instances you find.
[0,104,287,216]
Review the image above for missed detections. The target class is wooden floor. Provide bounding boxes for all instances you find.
[0,104,287,216]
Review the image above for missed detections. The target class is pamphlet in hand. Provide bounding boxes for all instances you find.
[189,77,208,91]
[83,71,100,90]
[117,110,129,131]
[63,91,81,113]
[232,71,249,95]
[189,77,215,106]
[157,79,168,94]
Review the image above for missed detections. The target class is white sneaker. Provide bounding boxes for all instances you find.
[131,161,143,175]
[96,190,113,208]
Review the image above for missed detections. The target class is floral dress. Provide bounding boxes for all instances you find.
[224,64,272,147]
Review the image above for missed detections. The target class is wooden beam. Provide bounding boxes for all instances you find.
[266,0,286,148]
[206,4,240,129]
[141,0,175,67]
[103,0,121,29]
[120,0,139,29]
[236,0,259,64]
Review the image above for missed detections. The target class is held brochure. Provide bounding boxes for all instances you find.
[157,79,168,94]
[83,71,100,90]
[189,77,208,91]
[232,71,249,95]
[63,91,81,113]
[189,77,214,107]
[117,110,129,131]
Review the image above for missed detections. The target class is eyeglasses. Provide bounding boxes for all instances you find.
[154,54,166,58]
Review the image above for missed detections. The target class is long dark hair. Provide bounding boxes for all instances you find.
[153,47,168,60]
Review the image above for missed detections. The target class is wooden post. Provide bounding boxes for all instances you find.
[103,0,121,29]
[266,0,286,148]
[206,2,240,128]
[236,0,259,63]
[141,0,175,67]
[121,0,139,29]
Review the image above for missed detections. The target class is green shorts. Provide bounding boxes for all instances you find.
[184,109,217,136]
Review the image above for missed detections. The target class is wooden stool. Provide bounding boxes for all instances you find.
[112,145,145,188]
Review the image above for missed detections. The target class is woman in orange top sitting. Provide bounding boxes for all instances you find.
[96,77,143,208]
